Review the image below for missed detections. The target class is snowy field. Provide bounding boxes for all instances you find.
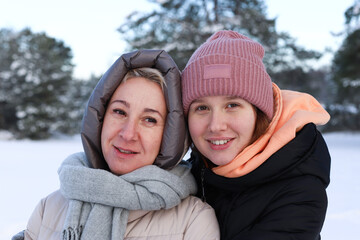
[1,131,359,239]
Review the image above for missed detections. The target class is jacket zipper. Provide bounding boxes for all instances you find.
[201,167,207,202]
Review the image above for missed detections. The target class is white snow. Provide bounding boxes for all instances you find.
[1,132,359,239]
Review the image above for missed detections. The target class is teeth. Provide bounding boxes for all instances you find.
[210,139,230,145]
[118,148,135,154]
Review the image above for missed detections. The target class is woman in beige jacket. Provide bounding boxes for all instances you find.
[12,50,219,240]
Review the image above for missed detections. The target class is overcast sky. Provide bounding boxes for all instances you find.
[0,0,355,79]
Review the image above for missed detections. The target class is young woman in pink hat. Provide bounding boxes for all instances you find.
[182,30,331,240]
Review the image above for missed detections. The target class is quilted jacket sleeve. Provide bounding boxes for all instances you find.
[184,197,220,240]
[24,197,46,240]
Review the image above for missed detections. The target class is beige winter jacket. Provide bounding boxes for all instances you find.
[24,190,219,240]
[17,50,219,240]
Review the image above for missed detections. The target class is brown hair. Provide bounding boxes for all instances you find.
[250,107,271,144]
[123,67,166,91]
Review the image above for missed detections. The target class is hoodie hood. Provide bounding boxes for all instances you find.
[80,49,189,170]
[213,83,330,178]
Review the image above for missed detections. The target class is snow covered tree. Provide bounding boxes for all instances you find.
[329,29,360,131]
[324,1,360,131]
[118,0,321,92]
[56,74,100,135]
[0,28,74,139]
[344,0,360,33]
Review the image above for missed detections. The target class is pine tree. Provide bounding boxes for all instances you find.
[330,29,360,130]
[57,74,100,135]
[0,28,74,139]
[118,0,321,92]
[323,1,360,131]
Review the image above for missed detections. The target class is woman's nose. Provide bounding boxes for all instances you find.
[208,112,227,132]
[119,120,138,141]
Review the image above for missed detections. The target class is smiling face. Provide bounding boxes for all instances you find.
[188,96,256,166]
[101,77,167,175]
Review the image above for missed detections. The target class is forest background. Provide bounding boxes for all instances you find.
[1,0,360,140]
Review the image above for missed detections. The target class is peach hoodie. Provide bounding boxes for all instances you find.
[212,83,330,178]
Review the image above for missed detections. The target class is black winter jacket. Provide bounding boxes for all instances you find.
[190,123,331,240]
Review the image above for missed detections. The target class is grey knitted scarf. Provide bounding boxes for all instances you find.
[58,152,197,240]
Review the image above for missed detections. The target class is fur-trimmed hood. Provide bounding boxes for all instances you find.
[80,49,189,171]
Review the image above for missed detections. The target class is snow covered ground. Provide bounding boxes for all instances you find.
[1,132,359,239]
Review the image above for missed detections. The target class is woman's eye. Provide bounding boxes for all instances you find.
[143,116,165,128]
[227,103,239,108]
[145,117,157,124]
[196,105,208,111]
[113,109,126,116]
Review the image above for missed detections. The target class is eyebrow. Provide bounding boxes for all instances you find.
[109,100,166,120]
[110,99,129,107]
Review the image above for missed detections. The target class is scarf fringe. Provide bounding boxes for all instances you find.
[59,153,196,239]
[63,226,82,240]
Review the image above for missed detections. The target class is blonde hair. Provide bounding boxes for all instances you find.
[123,67,166,91]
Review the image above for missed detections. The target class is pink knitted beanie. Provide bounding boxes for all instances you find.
[182,30,274,119]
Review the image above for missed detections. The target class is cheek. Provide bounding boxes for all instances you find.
[144,128,164,157]
[188,116,202,139]
[151,131,163,148]
[237,111,256,138]
[100,118,110,149]
[188,116,207,150]
[247,110,257,131]
[100,115,119,153]
[101,114,114,134]
[100,133,109,167]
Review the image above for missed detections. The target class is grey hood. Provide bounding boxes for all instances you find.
[80,49,189,170]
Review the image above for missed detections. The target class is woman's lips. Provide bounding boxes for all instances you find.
[114,146,139,155]
[207,138,233,150]
[209,139,231,145]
